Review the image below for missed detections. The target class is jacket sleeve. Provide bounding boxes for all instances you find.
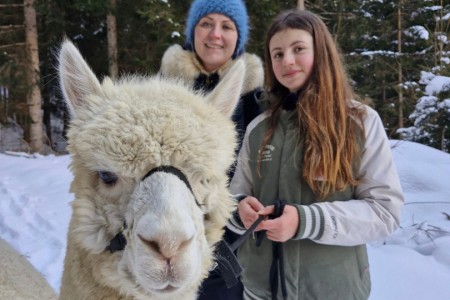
[293,106,404,246]
[227,119,258,234]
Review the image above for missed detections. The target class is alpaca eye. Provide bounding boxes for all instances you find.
[98,171,118,185]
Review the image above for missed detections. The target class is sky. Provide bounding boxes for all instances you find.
[0,140,449,299]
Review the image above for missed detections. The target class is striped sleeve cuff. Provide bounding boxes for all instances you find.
[295,204,325,240]
[232,194,248,202]
[226,212,246,235]
[226,194,248,235]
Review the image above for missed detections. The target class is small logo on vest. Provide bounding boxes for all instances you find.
[258,144,275,162]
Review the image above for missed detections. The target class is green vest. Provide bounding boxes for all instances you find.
[238,110,371,300]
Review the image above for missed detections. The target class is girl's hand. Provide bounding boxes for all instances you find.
[237,196,265,230]
[257,205,299,242]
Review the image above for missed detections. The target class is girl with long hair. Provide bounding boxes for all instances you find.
[228,10,403,300]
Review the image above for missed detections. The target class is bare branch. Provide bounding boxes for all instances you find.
[0,42,26,49]
[0,25,25,30]
[0,4,24,8]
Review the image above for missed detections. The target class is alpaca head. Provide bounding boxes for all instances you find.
[58,40,244,299]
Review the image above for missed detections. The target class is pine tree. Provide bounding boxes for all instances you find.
[2,0,448,154]
[0,1,27,151]
[398,0,450,152]
[341,0,401,135]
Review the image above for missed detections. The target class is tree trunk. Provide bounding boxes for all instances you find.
[436,0,444,69]
[397,0,404,130]
[24,0,45,153]
[107,0,118,79]
[297,0,305,10]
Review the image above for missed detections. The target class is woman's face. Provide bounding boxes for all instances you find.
[194,13,238,73]
[269,28,314,93]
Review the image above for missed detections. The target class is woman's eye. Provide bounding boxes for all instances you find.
[98,171,118,186]
[294,47,304,53]
[223,24,235,31]
[200,22,212,28]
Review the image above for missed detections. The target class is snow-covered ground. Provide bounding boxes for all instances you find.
[0,140,449,299]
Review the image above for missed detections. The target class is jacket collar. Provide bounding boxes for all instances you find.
[160,44,264,95]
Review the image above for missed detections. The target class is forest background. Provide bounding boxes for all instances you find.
[0,0,449,155]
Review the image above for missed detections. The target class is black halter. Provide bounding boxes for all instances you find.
[106,166,200,253]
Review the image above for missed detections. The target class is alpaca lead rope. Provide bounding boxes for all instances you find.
[216,199,287,300]
[215,214,265,288]
[269,199,287,300]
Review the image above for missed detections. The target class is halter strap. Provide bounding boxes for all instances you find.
[215,215,265,287]
[143,165,203,208]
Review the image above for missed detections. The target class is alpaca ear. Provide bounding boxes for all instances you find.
[58,39,103,118]
[206,60,246,117]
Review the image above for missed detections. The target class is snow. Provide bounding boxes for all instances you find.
[1,140,450,299]
[171,31,181,38]
[0,153,72,290]
[420,72,450,96]
[405,25,429,40]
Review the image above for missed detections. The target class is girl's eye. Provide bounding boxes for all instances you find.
[294,46,304,53]
[98,171,118,186]
[273,52,283,60]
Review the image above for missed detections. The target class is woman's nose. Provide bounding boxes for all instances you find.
[208,26,221,39]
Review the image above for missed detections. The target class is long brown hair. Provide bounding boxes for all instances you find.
[259,10,366,199]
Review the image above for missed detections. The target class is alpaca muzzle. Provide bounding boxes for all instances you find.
[106,166,201,253]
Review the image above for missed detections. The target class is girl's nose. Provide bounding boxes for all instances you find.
[283,53,295,66]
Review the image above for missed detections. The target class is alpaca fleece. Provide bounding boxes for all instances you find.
[58,40,245,300]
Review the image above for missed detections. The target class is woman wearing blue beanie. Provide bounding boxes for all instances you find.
[160,0,263,162]
[160,0,263,299]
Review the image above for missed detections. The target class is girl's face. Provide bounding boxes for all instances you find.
[269,28,314,93]
[194,13,238,73]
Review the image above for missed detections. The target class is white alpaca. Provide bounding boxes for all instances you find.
[58,40,244,300]
[0,238,57,300]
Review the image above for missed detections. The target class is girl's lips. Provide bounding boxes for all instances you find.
[283,70,300,77]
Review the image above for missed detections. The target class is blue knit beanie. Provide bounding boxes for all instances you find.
[184,0,249,58]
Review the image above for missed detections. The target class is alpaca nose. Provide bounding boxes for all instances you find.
[138,234,194,259]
